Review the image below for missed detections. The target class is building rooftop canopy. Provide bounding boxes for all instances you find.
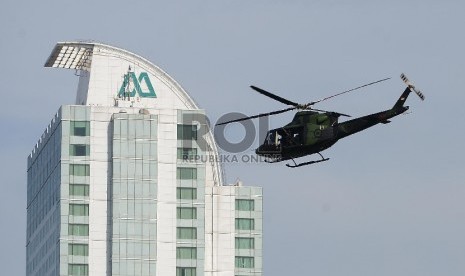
[45,41,199,109]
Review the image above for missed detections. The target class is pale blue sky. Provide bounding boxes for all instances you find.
[1,1,465,275]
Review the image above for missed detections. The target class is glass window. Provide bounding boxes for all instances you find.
[70,184,89,196]
[69,244,89,256]
[235,256,254,268]
[176,267,196,276]
[71,121,90,136]
[177,168,197,179]
[177,148,198,160]
[176,247,197,259]
[235,237,255,249]
[69,204,89,216]
[177,207,197,219]
[235,218,254,230]
[69,224,89,236]
[70,145,90,156]
[68,264,88,276]
[235,199,255,211]
[177,124,197,140]
[70,164,90,176]
[177,227,197,239]
[177,187,197,200]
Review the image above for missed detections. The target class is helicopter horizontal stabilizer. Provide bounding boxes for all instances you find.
[380,120,391,124]
[400,73,425,101]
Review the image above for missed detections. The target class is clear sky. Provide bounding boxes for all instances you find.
[2,1,465,275]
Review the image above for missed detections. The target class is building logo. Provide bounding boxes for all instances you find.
[118,72,157,98]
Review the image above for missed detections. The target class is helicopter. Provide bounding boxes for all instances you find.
[216,74,425,167]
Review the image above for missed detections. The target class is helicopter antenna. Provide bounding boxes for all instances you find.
[308,77,391,106]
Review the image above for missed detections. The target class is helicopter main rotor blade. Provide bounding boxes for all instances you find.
[250,85,300,107]
[308,77,391,106]
[216,107,296,126]
[218,77,387,125]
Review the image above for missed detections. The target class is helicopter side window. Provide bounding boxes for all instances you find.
[265,132,273,145]
[265,130,281,146]
[279,127,303,147]
[292,127,304,145]
[293,132,301,144]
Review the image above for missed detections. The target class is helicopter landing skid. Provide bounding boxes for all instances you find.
[286,153,329,168]
[264,158,282,163]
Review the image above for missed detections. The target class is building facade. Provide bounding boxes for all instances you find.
[26,42,263,276]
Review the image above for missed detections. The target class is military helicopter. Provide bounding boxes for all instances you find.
[216,74,425,167]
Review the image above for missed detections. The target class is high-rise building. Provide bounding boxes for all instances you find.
[26,42,263,276]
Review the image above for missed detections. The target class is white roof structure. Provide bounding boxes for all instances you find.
[44,41,199,109]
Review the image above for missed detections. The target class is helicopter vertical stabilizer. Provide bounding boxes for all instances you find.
[393,87,412,109]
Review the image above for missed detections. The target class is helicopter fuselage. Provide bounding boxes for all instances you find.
[256,92,410,162]
[216,74,423,166]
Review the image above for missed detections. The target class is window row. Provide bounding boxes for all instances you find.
[177,124,197,140]
[70,165,199,180]
[177,167,197,180]
[71,121,90,136]
[176,247,197,259]
[235,237,254,249]
[177,187,197,200]
[69,204,89,216]
[176,267,196,276]
[70,184,89,196]
[177,207,197,219]
[70,164,90,176]
[235,199,254,211]
[177,147,198,160]
[177,227,197,239]
[70,144,90,156]
[235,256,254,268]
[68,264,88,276]
[235,218,254,230]
[69,243,88,256]
[69,224,89,236]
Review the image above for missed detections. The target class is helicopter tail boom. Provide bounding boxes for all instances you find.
[336,106,408,140]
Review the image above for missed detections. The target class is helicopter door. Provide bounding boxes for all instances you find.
[289,127,304,146]
[279,127,304,147]
[312,125,337,141]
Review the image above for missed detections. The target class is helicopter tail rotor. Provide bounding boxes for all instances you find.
[400,73,425,101]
